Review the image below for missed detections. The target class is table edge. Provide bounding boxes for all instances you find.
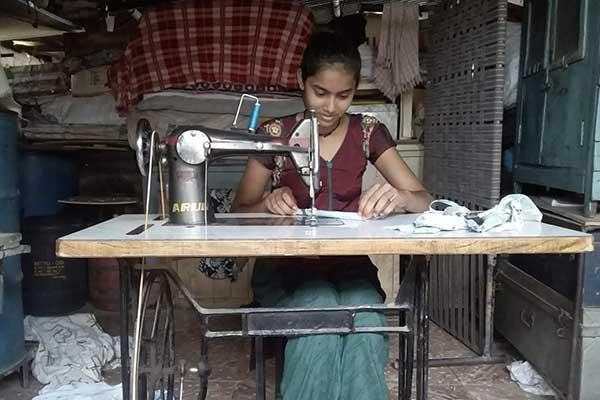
[56,235,594,258]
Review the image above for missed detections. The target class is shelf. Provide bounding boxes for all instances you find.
[0,0,84,41]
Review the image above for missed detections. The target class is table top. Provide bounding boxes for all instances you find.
[56,213,594,258]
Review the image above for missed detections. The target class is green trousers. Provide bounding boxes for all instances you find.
[252,258,389,400]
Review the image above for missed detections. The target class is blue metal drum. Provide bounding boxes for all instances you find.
[19,152,76,218]
[0,111,19,232]
[0,234,27,376]
[0,112,27,377]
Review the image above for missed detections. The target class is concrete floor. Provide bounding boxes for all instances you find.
[0,305,555,400]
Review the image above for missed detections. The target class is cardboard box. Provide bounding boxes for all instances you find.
[70,66,109,97]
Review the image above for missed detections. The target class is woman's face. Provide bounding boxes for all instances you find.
[301,63,357,134]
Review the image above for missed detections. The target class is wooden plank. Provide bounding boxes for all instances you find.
[57,236,593,259]
[56,213,594,258]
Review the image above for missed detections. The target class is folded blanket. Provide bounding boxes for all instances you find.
[111,0,313,114]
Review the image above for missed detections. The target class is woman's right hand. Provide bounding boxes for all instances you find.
[264,187,298,215]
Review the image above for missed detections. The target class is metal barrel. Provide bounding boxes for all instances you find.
[21,215,88,316]
[0,111,19,232]
[0,235,27,376]
[19,151,76,218]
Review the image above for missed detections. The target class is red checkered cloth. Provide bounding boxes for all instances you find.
[111,0,314,114]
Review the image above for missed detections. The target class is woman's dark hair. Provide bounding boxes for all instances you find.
[300,30,361,85]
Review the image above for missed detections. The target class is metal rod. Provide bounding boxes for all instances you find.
[482,255,496,357]
[397,255,406,399]
[275,339,284,400]
[429,354,507,367]
[404,316,415,399]
[132,130,158,400]
[205,326,410,338]
[255,338,266,400]
[198,336,209,400]
[478,254,485,351]
[415,255,429,400]
[178,360,186,400]
[422,256,430,400]
[119,260,131,400]
[469,254,476,349]
[568,252,586,399]
[308,109,319,226]
[233,94,260,128]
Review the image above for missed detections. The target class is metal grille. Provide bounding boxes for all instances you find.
[430,254,489,353]
[423,0,506,209]
[423,0,506,354]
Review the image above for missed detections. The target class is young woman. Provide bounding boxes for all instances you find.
[232,30,430,400]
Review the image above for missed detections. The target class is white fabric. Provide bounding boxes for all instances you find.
[388,194,542,234]
[358,43,376,81]
[375,2,422,101]
[32,382,122,400]
[40,94,124,126]
[507,361,556,396]
[0,64,21,114]
[24,314,122,394]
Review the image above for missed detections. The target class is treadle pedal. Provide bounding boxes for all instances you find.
[246,310,353,335]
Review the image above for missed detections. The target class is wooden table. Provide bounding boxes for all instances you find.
[57,213,593,400]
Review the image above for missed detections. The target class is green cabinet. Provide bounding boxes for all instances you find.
[514,0,600,215]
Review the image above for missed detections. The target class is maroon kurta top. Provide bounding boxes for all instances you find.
[253,113,396,211]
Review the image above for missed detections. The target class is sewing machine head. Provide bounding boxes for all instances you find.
[134,112,320,225]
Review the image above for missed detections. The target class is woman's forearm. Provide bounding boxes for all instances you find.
[231,192,269,213]
[399,190,431,213]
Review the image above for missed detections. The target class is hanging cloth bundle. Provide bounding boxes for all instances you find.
[375,1,422,100]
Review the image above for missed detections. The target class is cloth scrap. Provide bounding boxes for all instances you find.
[388,194,542,234]
[506,361,556,396]
[111,0,314,114]
[24,314,123,394]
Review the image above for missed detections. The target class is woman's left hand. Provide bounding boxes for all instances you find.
[358,183,410,219]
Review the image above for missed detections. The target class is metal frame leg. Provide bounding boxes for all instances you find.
[119,260,131,400]
[397,256,406,399]
[415,255,430,400]
[397,255,415,400]
[275,338,284,400]
[428,256,506,367]
[19,357,30,388]
[255,338,266,400]
[197,327,210,400]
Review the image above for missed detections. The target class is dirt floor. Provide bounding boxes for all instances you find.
[0,304,554,400]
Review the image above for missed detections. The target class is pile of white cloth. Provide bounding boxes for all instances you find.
[24,313,124,399]
[389,194,543,234]
[507,361,556,396]
[31,382,123,400]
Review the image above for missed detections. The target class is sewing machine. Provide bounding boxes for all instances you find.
[134,106,321,226]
